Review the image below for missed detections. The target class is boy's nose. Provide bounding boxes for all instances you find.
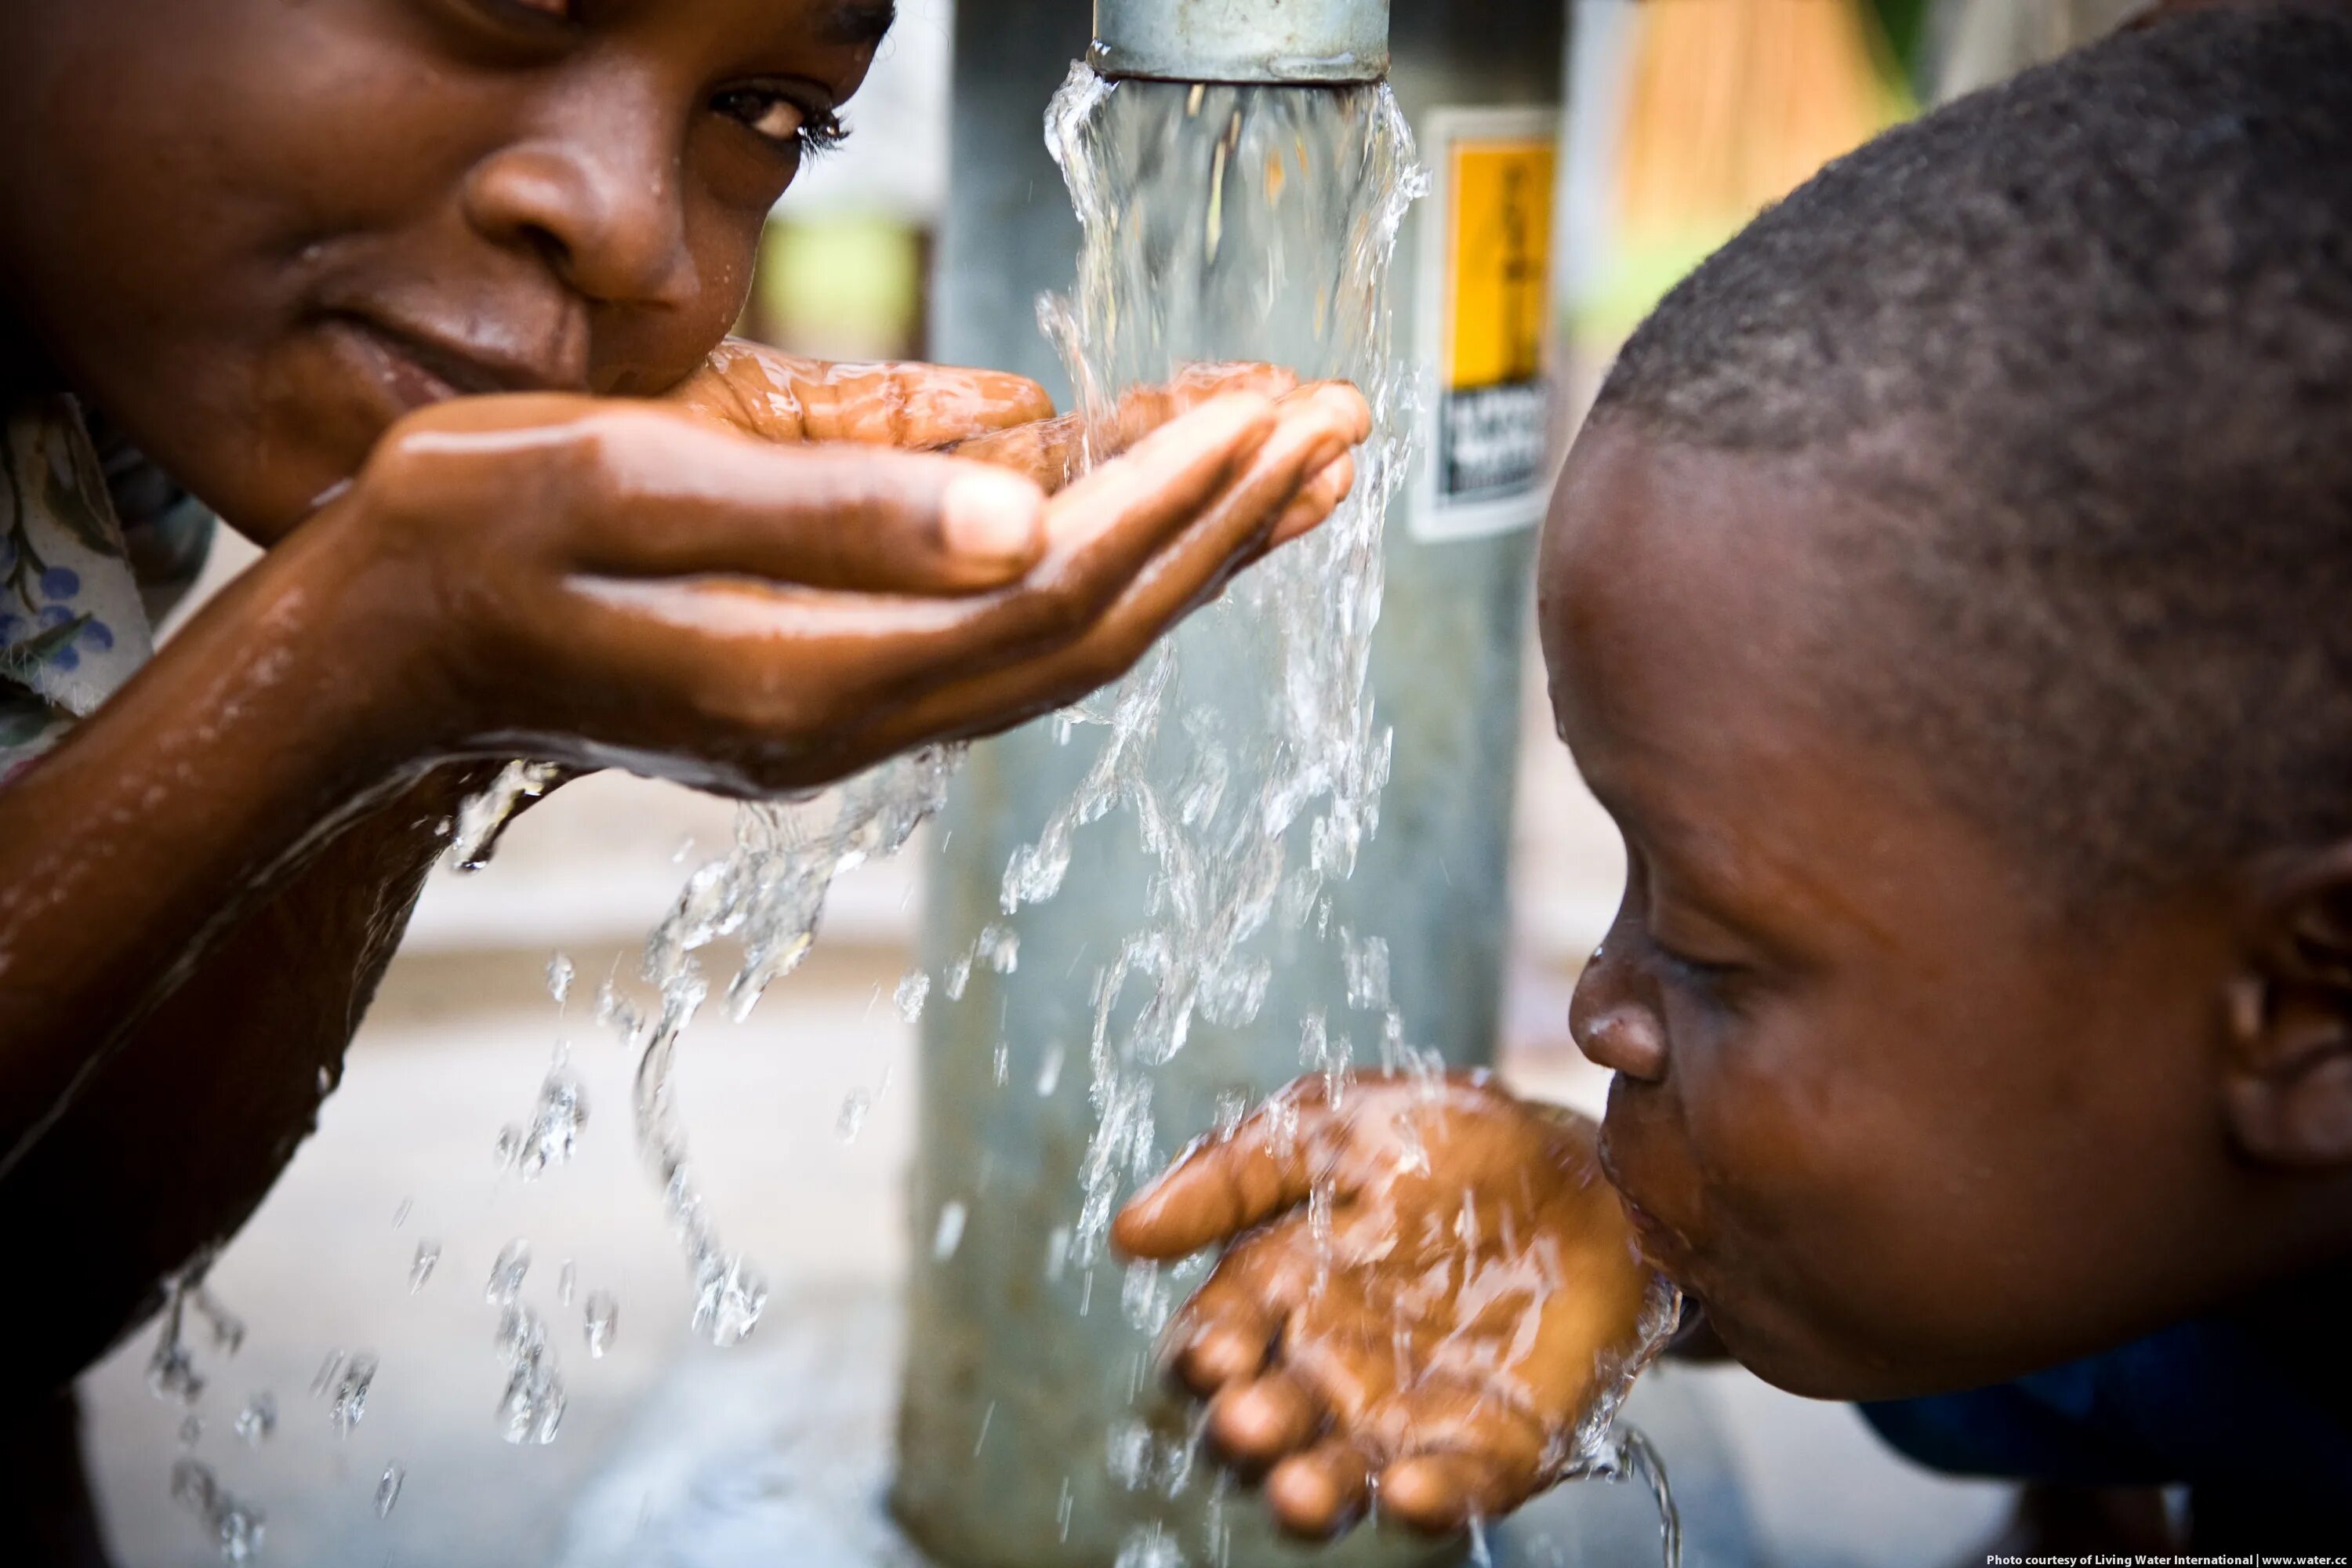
[1570,938,1670,1081]
[463,111,694,309]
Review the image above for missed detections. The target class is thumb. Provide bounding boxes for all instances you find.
[1113,1081,1338,1259]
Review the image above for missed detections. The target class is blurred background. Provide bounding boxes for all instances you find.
[87,2,2158,1564]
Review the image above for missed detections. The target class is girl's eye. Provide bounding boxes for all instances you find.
[716,89,850,158]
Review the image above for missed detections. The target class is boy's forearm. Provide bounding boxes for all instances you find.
[0,523,441,1172]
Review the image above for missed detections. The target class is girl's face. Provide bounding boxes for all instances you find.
[0,0,891,539]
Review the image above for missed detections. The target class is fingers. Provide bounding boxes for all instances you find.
[1266,1439,1375,1538]
[1370,1384,1552,1536]
[949,365,1318,493]
[1114,1094,1336,1261]
[560,409,1050,594]
[1377,1451,1530,1536]
[676,340,1054,448]
[1207,1370,1322,1465]
[800,360,1057,448]
[835,393,1342,761]
[1165,1258,1283,1394]
[554,395,1279,744]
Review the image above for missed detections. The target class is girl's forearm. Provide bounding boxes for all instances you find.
[0,523,437,1171]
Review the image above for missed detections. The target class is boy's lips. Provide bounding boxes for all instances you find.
[1599,1137,1703,1281]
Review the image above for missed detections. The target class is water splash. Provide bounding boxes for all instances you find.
[1549,1278,1688,1567]
[231,1394,275,1447]
[326,1352,377,1438]
[448,760,562,873]
[510,1060,587,1181]
[375,1462,405,1519]
[172,1459,265,1564]
[493,1301,566,1446]
[485,1240,531,1307]
[626,747,960,1345]
[583,1291,619,1359]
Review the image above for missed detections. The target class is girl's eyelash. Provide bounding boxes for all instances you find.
[798,111,851,158]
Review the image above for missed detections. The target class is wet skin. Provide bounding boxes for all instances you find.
[0,0,1370,1400]
[1122,419,2352,1536]
[1114,1073,1657,1537]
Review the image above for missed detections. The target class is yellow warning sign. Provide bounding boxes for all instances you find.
[1445,137,1556,394]
[1420,112,1559,538]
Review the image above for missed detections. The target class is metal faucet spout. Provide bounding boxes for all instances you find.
[1090,0,1392,84]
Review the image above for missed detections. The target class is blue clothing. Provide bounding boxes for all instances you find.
[1863,1279,2352,1542]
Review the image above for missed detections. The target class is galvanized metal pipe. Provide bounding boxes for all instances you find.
[1091,0,1392,82]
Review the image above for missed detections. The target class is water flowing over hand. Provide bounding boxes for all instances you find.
[1114,1072,1661,1540]
[666,339,1311,501]
[325,354,1370,798]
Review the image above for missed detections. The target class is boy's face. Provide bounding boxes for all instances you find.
[0,0,889,538]
[1541,423,2269,1401]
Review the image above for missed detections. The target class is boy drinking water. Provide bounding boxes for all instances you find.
[1118,2,2352,1548]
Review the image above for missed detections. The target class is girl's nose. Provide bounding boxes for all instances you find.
[463,94,693,307]
[1570,929,1670,1083]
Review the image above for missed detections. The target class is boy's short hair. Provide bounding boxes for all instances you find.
[1588,4,2352,894]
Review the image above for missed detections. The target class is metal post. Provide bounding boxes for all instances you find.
[898,4,1567,1563]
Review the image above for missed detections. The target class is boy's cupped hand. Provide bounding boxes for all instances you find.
[1114,1073,1661,1541]
[323,343,1366,799]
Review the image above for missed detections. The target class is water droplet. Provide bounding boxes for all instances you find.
[516,1065,587,1180]
[1045,1225,1073,1283]
[944,957,973,1002]
[1036,1043,1065,1098]
[932,1200,968,1261]
[232,1394,276,1446]
[583,1293,619,1359]
[1114,1523,1184,1568]
[690,1253,767,1348]
[391,1198,412,1229]
[216,1497,265,1563]
[375,1463,405,1519]
[546,953,575,1005]
[485,1240,530,1307]
[992,1044,1011,1087]
[309,1350,344,1399]
[557,1260,577,1306]
[179,1414,202,1448]
[836,1089,872,1143]
[147,1338,203,1407]
[172,1457,269,1562]
[191,1289,244,1358]
[976,924,1021,975]
[328,1352,378,1436]
[894,971,931,1023]
[493,1123,523,1170]
[408,1241,441,1293]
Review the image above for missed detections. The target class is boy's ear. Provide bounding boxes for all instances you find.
[2223,844,2352,1169]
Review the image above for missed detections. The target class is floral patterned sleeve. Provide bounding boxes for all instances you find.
[1,396,215,787]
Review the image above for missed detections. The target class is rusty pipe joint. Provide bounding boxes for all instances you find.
[1090,0,1392,84]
